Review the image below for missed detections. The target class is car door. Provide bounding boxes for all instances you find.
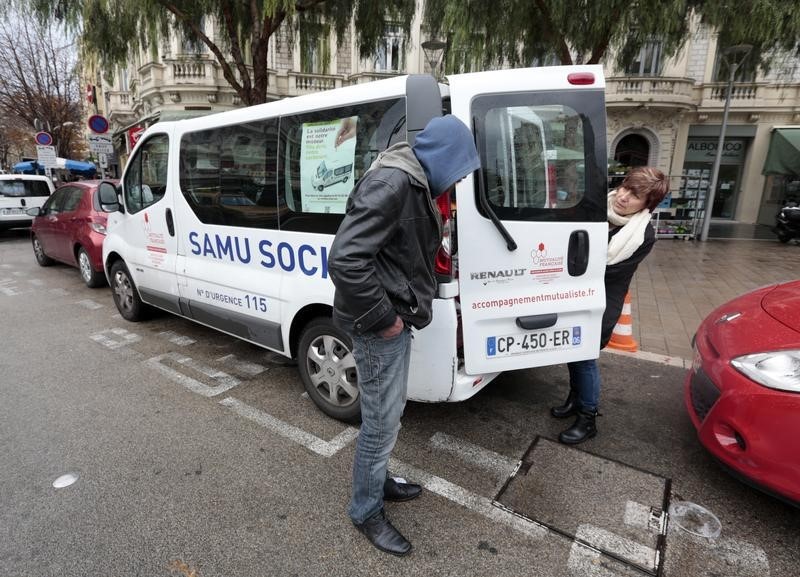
[52,186,86,264]
[117,132,180,312]
[36,187,69,259]
[450,66,609,374]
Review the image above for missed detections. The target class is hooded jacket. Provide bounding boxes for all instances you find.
[328,115,480,334]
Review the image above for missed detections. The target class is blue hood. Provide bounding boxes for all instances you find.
[412,115,481,197]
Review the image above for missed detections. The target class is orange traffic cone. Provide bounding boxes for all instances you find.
[607,291,638,352]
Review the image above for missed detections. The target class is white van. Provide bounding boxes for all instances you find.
[99,66,609,421]
[0,175,55,230]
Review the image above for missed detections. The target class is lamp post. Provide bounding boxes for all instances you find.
[421,39,447,80]
[699,44,752,241]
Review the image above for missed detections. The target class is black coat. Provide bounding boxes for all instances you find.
[600,223,656,348]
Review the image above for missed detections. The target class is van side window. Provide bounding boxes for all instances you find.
[279,97,406,233]
[473,92,604,222]
[0,180,51,197]
[179,119,279,230]
[124,134,169,214]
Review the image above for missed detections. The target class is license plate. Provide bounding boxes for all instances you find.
[1,208,23,215]
[486,326,581,357]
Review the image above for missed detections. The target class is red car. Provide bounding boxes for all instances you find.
[686,280,800,506]
[29,180,116,288]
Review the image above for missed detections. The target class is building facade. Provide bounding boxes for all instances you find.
[93,10,800,226]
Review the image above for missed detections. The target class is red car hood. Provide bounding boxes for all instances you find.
[762,281,800,333]
[700,282,800,360]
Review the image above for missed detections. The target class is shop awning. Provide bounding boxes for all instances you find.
[763,127,800,176]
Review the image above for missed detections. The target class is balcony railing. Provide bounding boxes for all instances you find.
[606,76,695,109]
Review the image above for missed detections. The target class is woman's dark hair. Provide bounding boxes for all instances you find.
[621,167,669,211]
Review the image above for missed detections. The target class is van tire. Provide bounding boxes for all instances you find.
[298,317,361,423]
[32,235,54,266]
[317,185,324,192]
[109,260,146,321]
[78,247,105,288]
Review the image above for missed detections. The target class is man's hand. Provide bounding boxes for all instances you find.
[378,315,404,338]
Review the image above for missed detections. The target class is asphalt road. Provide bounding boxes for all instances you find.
[1,228,797,577]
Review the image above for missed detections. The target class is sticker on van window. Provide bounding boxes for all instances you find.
[300,116,357,214]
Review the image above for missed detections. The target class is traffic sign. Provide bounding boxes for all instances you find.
[88,114,109,134]
[35,132,53,146]
[88,134,114,154]
[36,145,57,169]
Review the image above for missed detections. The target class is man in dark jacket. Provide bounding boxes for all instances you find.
[328,115,480,556]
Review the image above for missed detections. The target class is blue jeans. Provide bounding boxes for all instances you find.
[347,325,412,524]
[567,359,601,412]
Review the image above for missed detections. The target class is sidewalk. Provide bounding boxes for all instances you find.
[628,234,800,360]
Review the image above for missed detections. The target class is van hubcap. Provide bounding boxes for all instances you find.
[113,270,134,311]
[306,335,358,407]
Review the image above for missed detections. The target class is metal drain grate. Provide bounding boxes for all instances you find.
[494,436,671,576]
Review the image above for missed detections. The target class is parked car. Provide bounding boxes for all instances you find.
[28,180,117,287]
[0,174,55,231]
[685,280,800,506]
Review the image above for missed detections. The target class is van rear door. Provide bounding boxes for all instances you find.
[450,65,608,374]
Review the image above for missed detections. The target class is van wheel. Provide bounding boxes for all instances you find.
[777,232,791,243]
[343,176,348,183]
[32,235,54,266]
[109,260,146,321]
[317,185,324,192]
[298,318,360,422]
[78,247,105,288]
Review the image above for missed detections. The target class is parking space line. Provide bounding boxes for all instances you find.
[0,279,23,296]
[574,524,656,571]
[77,299,103,310]
[429,432,517,478]
[146,352,241,397]
[216,354,267,376]
[90,328,143,349]
[219,397,358,457]
[157,331,196,346]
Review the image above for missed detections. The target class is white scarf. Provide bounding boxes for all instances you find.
[606,190,652,265]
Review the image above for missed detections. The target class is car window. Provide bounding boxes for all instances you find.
[43,188,69,215]
[0,179,51,197]
[124,134,169,214]
[61,187,85,212]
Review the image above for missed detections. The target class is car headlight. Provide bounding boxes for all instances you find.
[89,222,107,234]
[731,350,800,392]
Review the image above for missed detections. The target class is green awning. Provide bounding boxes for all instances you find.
[763,127,800,176]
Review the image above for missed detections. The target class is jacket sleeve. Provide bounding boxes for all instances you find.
[328,171,405,334]
[600,225,656,348]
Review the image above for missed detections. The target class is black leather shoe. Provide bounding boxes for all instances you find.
[353,510,412,556]
[558,409,598,445]
[550,389,579,419]
[384,477,422,502]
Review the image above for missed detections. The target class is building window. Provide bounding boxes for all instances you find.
[300,27,330,75]
[182,18,207,54]
[712,45,756,82]
[119,68,129,92]
[374,25,405,72]
[625,41,663,76]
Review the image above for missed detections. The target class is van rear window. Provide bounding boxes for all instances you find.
[0,180,51,197]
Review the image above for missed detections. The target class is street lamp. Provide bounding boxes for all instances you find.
[699,44,752,241]
[421,39,447,80]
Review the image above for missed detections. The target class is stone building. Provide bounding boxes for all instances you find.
[91,11,800,227]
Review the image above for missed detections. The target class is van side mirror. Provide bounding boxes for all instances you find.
[98,181,122,213]
[25,207,42,217]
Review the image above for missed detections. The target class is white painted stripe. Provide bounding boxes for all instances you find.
[623,501,652,531]
[12,271,26,276]
[157,331,196,346]
[0,279,21,296]
[90,328,142,349]
[76,299,103,310]
[602,348,689,368]
[567,541,622,577]
[388,458,546,540]
[0,264,11,269]
[27,278,44,286]
[49,288,69,296]
[146,352,241,397]
[574,524,656,569]
[216,354,266,376]
[429,432,517,477]
[219,397,358,457]
[621,302,631,314]
[612,324,633,336]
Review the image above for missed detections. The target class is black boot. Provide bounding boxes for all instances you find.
[550,389,579,419]
[558,409,597,445]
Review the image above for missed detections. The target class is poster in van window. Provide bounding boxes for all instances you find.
[300,116,357,213]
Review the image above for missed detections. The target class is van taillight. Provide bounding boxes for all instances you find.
[567,72,595,85]
[434,191,453,278]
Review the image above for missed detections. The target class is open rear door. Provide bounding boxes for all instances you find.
[450,65,608,374]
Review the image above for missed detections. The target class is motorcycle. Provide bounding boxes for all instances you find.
[773,199,800,243]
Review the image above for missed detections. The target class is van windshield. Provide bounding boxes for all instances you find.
[0,180,51,197]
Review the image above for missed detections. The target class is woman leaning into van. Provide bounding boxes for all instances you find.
[552,167,669,444]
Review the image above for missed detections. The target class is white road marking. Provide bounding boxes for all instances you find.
[216,354,266,376]
[390,458,546,540]
[27,278,44,286]
[90,328,142,349]
[0,264,11,269]
[623,501,654,532]
[573,524,656,570]
[157,330,196,346]
[706,538,770,576]
[219,397,358,457]
[603,347,688,368]
[12,270,26,276]
[0,279,22,296]
[567,540,625,577]
[146,352,241,397]
[77,299,103,310]
[429,432,517,477]
[111,313,122,320]
[49,288,69,296]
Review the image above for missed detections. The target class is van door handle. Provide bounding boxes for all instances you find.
[567,230,589,276]
[165,208,175,237]
[516,313,558,330]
